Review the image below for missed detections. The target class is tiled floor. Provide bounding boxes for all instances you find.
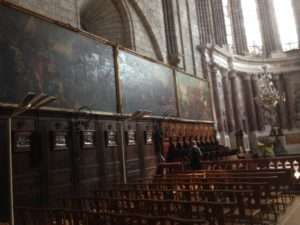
[277,195,300,225]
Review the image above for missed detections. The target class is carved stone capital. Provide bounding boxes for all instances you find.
[242,74,251,81]
[169,52,183,67]
[197,42,212,52]
[228,70,237,79]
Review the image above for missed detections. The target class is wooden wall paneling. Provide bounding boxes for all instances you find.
[143,123,158,177]
[70,119,81,196]
[136,123,145,177]
[176,123,183,145]
[79,121,100,195]
[162,122,169,157]
[103,121,122,185]
[0,118,10,222]
[188,124,194,142]
[48,119,73,205]
[195,125,199,140]
[183,123,188,140]
[124,121,141,182]
[200,124,205,140]
[152,122,163,166]
[38,119,50,207]
[169,123,176,145]
[95,121,106,187]
[208,125,214,138]
[12,118,39,207]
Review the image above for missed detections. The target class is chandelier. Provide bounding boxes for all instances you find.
[254,65,286,108]
[254,63,286,155]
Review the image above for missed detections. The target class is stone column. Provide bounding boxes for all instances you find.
[243,74,258,132]
[195,0,215,43]
[229,0,248,55]
[211,0,227,46]
[251,75,265,131]
[272,74,288,129]
[211,64,225,133]
[198,45,218,127]
[292,0,300,49]
[221,69,236,132]
[162,0,183,67]
[256,0,282,56]
[229,71,243,130]
[230,71,251,151]
[282,75,297,129]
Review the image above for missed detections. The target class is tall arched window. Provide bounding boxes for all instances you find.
[241,0,262,55]
[273,0,299,51]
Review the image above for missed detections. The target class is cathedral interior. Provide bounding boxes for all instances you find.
[1,0,300,224]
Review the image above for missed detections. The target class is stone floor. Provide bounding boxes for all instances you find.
[277,195,300,225]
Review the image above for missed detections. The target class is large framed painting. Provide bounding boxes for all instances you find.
[118,50,177,116]
[0,3,117,113]
[176,71,213,121]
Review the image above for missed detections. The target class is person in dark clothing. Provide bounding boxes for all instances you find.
[187,140,203,170]
[166,137,176,162]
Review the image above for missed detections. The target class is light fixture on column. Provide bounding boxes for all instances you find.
[8,92,56,225]
[120,110,151,184]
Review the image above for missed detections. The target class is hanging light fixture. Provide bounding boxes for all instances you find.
[254,63,286,155]
[254,65,286,108]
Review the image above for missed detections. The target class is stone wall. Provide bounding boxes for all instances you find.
[8,0,79,27]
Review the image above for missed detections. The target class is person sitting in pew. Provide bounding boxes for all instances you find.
[186,140,203,170]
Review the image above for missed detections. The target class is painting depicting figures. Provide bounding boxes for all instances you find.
[176,71,213,121]
[0,3,117,112]
[119,50,177,116]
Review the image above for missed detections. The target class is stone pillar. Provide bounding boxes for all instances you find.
[210,64,225,133]
[195,0,215,43]
[229,0,248,55]
[221,69,236,132]
[243,75,258,132]
[282,75,297,129]
[211,0,227,46]
[251,75,265,131]
[229,72,251,151]
[292,0,300,49]
[256,0,282,56]
[162,0,183,67]
[272,74,288,129]
[198,45,218,128]
[229,71,243,130]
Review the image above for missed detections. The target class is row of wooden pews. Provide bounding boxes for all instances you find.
[14,168,295,225]
[166,138,237,163]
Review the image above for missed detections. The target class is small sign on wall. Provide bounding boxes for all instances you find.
[105,130,118,147]
[52,131,69,151]
[13,131,33,152]
[81,130,95,148]
[144,130,153,145]
[126,130,136,146]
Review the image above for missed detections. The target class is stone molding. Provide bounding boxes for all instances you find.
[198,44,300,75]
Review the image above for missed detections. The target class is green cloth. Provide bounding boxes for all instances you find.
[254,145,275,157]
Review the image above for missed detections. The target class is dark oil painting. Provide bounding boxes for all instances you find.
[0,4,117,112]
[176,71,213,121]
[119,50,177,116]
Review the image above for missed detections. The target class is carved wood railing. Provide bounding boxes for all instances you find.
[201,156,300,188]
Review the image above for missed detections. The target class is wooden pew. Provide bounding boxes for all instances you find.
[14,207,90,225]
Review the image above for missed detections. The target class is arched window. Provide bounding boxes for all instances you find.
[273,0,299,51]
[241,0,262,55]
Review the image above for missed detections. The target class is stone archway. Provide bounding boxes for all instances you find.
[79,0,134,49]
